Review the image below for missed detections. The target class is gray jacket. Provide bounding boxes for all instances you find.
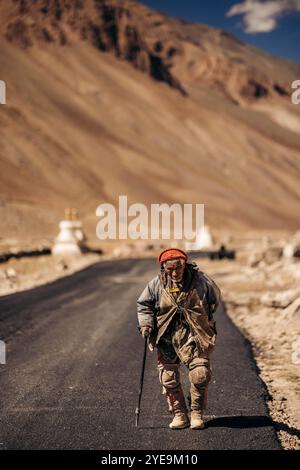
[137,262,221,330]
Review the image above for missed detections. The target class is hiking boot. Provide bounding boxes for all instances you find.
[169,411,190,429]
[190,410,205,430]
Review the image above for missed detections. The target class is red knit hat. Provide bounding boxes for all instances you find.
[158,248,188,265]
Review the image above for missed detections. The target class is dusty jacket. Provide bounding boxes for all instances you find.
[137,262,221,363]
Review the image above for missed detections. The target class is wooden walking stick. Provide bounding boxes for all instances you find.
[135,336,148,427]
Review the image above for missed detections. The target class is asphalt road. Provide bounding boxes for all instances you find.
[0,257,280,450]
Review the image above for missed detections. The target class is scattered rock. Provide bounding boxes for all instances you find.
[261,288,300,308]
[282,297,300,320]
[283,243,300,259]
[283,231,300,258]
[248,246,282,267]
[248,252,264,267]
[263,247,283,265]
[4,267,17,279]
[56,260,68,271]
[112,244,135,258]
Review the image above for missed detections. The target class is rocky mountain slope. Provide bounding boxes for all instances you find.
[1,0,300,246]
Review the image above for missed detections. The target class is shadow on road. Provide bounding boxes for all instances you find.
[205,415,272,428]
[139,416,300,442]
[206,415,300,442]
[137,416,272,431]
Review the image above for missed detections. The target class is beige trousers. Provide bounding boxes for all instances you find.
[157,349,212,413]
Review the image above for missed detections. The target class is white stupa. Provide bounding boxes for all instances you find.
[184,225,213,251]
[52,208,87,256]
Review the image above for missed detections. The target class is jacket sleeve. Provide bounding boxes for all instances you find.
[202,272,221,318]
[137,277,158,330]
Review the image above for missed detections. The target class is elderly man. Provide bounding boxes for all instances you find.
[137,248,220,430]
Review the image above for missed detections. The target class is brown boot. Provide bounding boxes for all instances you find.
[169,411,190,429]
[190,410,205,430]
[190,382,208,430]
[166,388,189,429]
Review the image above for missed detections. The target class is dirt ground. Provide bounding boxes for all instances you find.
[0,252,104,296]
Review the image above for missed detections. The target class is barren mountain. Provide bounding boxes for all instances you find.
[0,0,300,247]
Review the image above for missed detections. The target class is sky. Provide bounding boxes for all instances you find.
[139,0,300,63]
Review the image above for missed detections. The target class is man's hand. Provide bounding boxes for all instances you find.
[140,326,152,338]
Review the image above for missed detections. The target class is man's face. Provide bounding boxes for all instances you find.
[164,258,186,282]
